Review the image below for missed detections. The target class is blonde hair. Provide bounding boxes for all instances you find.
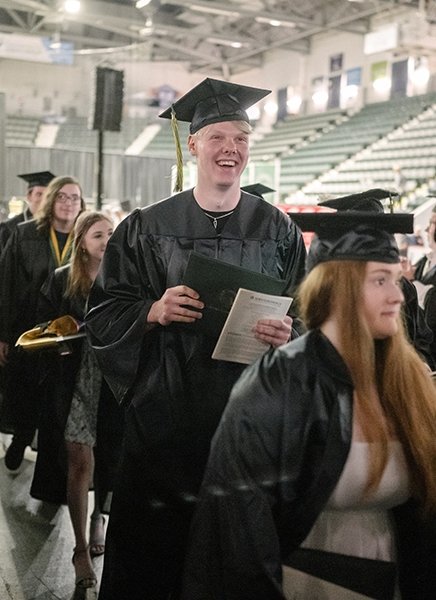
[35,175,86,231]
[298,260,436,513]
[66,210,113,299]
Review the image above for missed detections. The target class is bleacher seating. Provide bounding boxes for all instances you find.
[53,116,151,153]
[302,92,436,199]
[249,109,347,161]
[5,90,436,203]
[140,121,191,158]
[6,116,40,146]
[275,93,436,197]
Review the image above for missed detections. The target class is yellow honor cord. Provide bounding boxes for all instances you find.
[171,106,184,193]
[49,226,74,267]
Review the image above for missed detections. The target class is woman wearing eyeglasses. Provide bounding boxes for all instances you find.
[0,175,85,471]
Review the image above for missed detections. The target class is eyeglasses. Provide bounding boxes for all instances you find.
[56,192,82,204]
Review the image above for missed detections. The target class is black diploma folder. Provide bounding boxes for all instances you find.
[182,252,288,338]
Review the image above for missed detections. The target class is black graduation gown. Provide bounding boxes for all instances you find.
[0,220,59,435]
[0,209,31,254]
[401,277,435,369]
[29,265,84,503]
[30,265,123,508]
[182,330,436,600]
[413,255,436,286]
[410,257,436,366]
[85,189,307,599]
[87,190,306,445]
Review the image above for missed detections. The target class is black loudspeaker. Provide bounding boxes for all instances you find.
[92,67,124,131]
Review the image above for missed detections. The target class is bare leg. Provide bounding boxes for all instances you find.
[66,440,96,588]
[89,484,106,557]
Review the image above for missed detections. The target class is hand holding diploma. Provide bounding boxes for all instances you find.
[212,289,293,364]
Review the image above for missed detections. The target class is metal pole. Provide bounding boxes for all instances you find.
[0,93,6,215]
[96,129,104,210]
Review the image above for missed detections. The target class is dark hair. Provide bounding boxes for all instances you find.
[35,175,86,231]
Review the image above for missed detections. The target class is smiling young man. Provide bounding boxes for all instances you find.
[86,78,307,600]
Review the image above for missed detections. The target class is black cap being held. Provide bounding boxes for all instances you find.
[291,189,414,271]
[18,171,56,189]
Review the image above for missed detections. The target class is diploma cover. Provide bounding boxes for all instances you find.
[182,251,288,338]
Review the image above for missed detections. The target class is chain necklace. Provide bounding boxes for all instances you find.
[203,210,234,229]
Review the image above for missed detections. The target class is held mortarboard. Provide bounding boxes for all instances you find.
[18,171,55,189]
[291,211,413,270]
[241,183,275,199]
[159,78,270,193]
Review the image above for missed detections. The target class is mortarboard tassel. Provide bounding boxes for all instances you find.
[170,106,184,193]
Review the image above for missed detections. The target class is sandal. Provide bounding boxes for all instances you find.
[89,515,106,558]
[72,547,97,589]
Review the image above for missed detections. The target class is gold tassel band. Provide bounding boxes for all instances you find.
[171,106,184,193]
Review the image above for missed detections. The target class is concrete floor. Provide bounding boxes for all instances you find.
[0,433,103,600]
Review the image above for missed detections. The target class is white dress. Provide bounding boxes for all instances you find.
[283,441,411,600]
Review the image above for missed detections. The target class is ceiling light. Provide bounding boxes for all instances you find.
[412,63,430,86]
[372,77,391,94]
[139,17,153,35]
[206,37,243,48]
[63,0,81,14]
[136,0,152,7]
[255,16,296,27]
[264,100,278,116]
[188,4,240,18]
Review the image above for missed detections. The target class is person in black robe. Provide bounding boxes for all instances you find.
[0,171,55,253]
[317,189,435,368]
[0,176,85,470]
[86,78,307,600]
[30,211,123,590]
[405,203,436,365]
[181,209,436,600]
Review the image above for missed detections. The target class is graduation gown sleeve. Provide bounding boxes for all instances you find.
[86,210,157,403]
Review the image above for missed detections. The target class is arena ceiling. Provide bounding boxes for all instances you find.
[0,0,433,76]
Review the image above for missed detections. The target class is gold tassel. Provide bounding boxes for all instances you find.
[171,106,184,193]
[388,191,394,214]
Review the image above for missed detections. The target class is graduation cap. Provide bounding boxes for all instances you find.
[18,171,55,189]
[159,78,270,134]
[241,183,275,199]
[159,78,270,192]
[318,188,396,214]
[291,210,414,271]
